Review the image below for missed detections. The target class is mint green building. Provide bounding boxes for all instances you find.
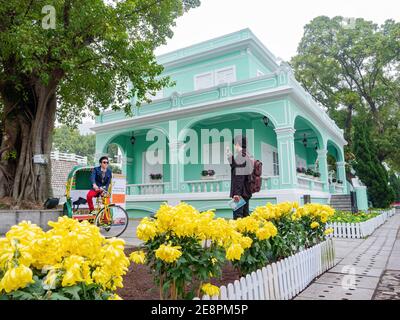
[92,29,368,217]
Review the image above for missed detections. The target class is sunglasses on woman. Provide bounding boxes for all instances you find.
[102,161,109,164]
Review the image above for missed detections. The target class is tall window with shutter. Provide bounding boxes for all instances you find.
[261,142,280,176]
[194,72,214,90]
[215,66,236,85]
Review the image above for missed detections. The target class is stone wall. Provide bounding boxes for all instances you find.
[51,159,78,201]
[0,210,63,235]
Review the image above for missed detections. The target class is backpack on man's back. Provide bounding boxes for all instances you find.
[249,158,263,194]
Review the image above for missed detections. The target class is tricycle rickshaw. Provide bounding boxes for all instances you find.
[63,165,129,238]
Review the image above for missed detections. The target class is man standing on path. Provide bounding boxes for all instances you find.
[227,135,253,220]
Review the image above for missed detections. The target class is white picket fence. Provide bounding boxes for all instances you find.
[195,239,335,300]
[325,208,396,239]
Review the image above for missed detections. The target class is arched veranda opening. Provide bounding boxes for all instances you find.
[294,116,324,181]
[181,112,279,190]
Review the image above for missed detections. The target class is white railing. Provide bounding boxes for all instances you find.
[313,180,324,191]
[331,183,344,194]
[325,209,395,239]
[195,239,335,300]
[186,179,230,193]
[297,176,311,189]
[127,183,165,195]
[51,151,87,165]
[297,175,325,192]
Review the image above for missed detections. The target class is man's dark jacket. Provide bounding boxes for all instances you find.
[90,166,112,191]
[229,150,253,199]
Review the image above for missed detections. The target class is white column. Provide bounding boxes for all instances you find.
[336,161,347,193]
[168,140,185,193]
[316,149,329,192]
[275,127,297,188]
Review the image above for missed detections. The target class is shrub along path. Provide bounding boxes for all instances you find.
[295,214,400,300]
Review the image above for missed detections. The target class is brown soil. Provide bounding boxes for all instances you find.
[0,197,44,210]
[118,247,241,300]
[0,197,65,210]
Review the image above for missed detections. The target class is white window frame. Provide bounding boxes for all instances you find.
[214,65,237,85]
[272,149,280,176]
[261,142,279,177]
[194,71,214,91]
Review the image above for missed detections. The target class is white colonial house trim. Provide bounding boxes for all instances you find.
[126,188,330,203]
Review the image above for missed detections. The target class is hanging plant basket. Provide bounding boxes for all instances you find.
[149,173,163,181]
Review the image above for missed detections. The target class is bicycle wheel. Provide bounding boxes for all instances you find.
[95,205,129,238]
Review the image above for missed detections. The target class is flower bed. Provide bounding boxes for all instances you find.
[0,217,129,300]
[130,202,335,300]
[1,202,337,300]
[326,208,395,239]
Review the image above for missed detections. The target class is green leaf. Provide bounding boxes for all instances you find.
[49,292,70,300]
[62,285,82,300]
[10,290,34,300]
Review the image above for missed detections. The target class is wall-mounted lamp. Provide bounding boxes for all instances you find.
[302,134,308,147]
[263,116,269,127]
[130,132,136,145]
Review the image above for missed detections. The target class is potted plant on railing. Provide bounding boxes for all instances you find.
[332,178,337,183]
[337,180,343,184]
[297,167,308,178]
[149,173,163,182]
[313,171,321,180]
[201,169,216,180]
[306,168,314,177]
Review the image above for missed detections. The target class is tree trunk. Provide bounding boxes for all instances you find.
[0,80,57,205]
[344,104,353,147]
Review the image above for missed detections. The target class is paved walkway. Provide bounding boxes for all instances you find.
[120,219,142,247]
[295,214,400,300]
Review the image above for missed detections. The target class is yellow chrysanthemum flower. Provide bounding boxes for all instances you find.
[201,283,220,297]
[0,265,34,293]
[155,244,182,263]
[226,243,244,261]
[129,251,146,264]
[310,221,320,229]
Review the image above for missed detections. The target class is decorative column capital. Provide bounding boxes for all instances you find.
[316,149,328,157]
[274,127,296,137]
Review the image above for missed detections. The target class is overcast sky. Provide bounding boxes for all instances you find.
[81,0,399,132]
[155,0,400,61]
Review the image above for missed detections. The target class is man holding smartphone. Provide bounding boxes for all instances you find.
[227,135,253,219]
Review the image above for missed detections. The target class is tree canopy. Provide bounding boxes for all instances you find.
[291,16,400,171]
[0,0,200,203]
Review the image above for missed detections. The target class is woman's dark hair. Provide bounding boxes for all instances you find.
[99,156,109,164]
[233,135,247,149]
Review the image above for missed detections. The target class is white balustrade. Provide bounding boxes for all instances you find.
[313,180,324,191]
[297,175,311,190]
[51,150,87,165]
[186,179,228,193]
[127,183,165,195]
